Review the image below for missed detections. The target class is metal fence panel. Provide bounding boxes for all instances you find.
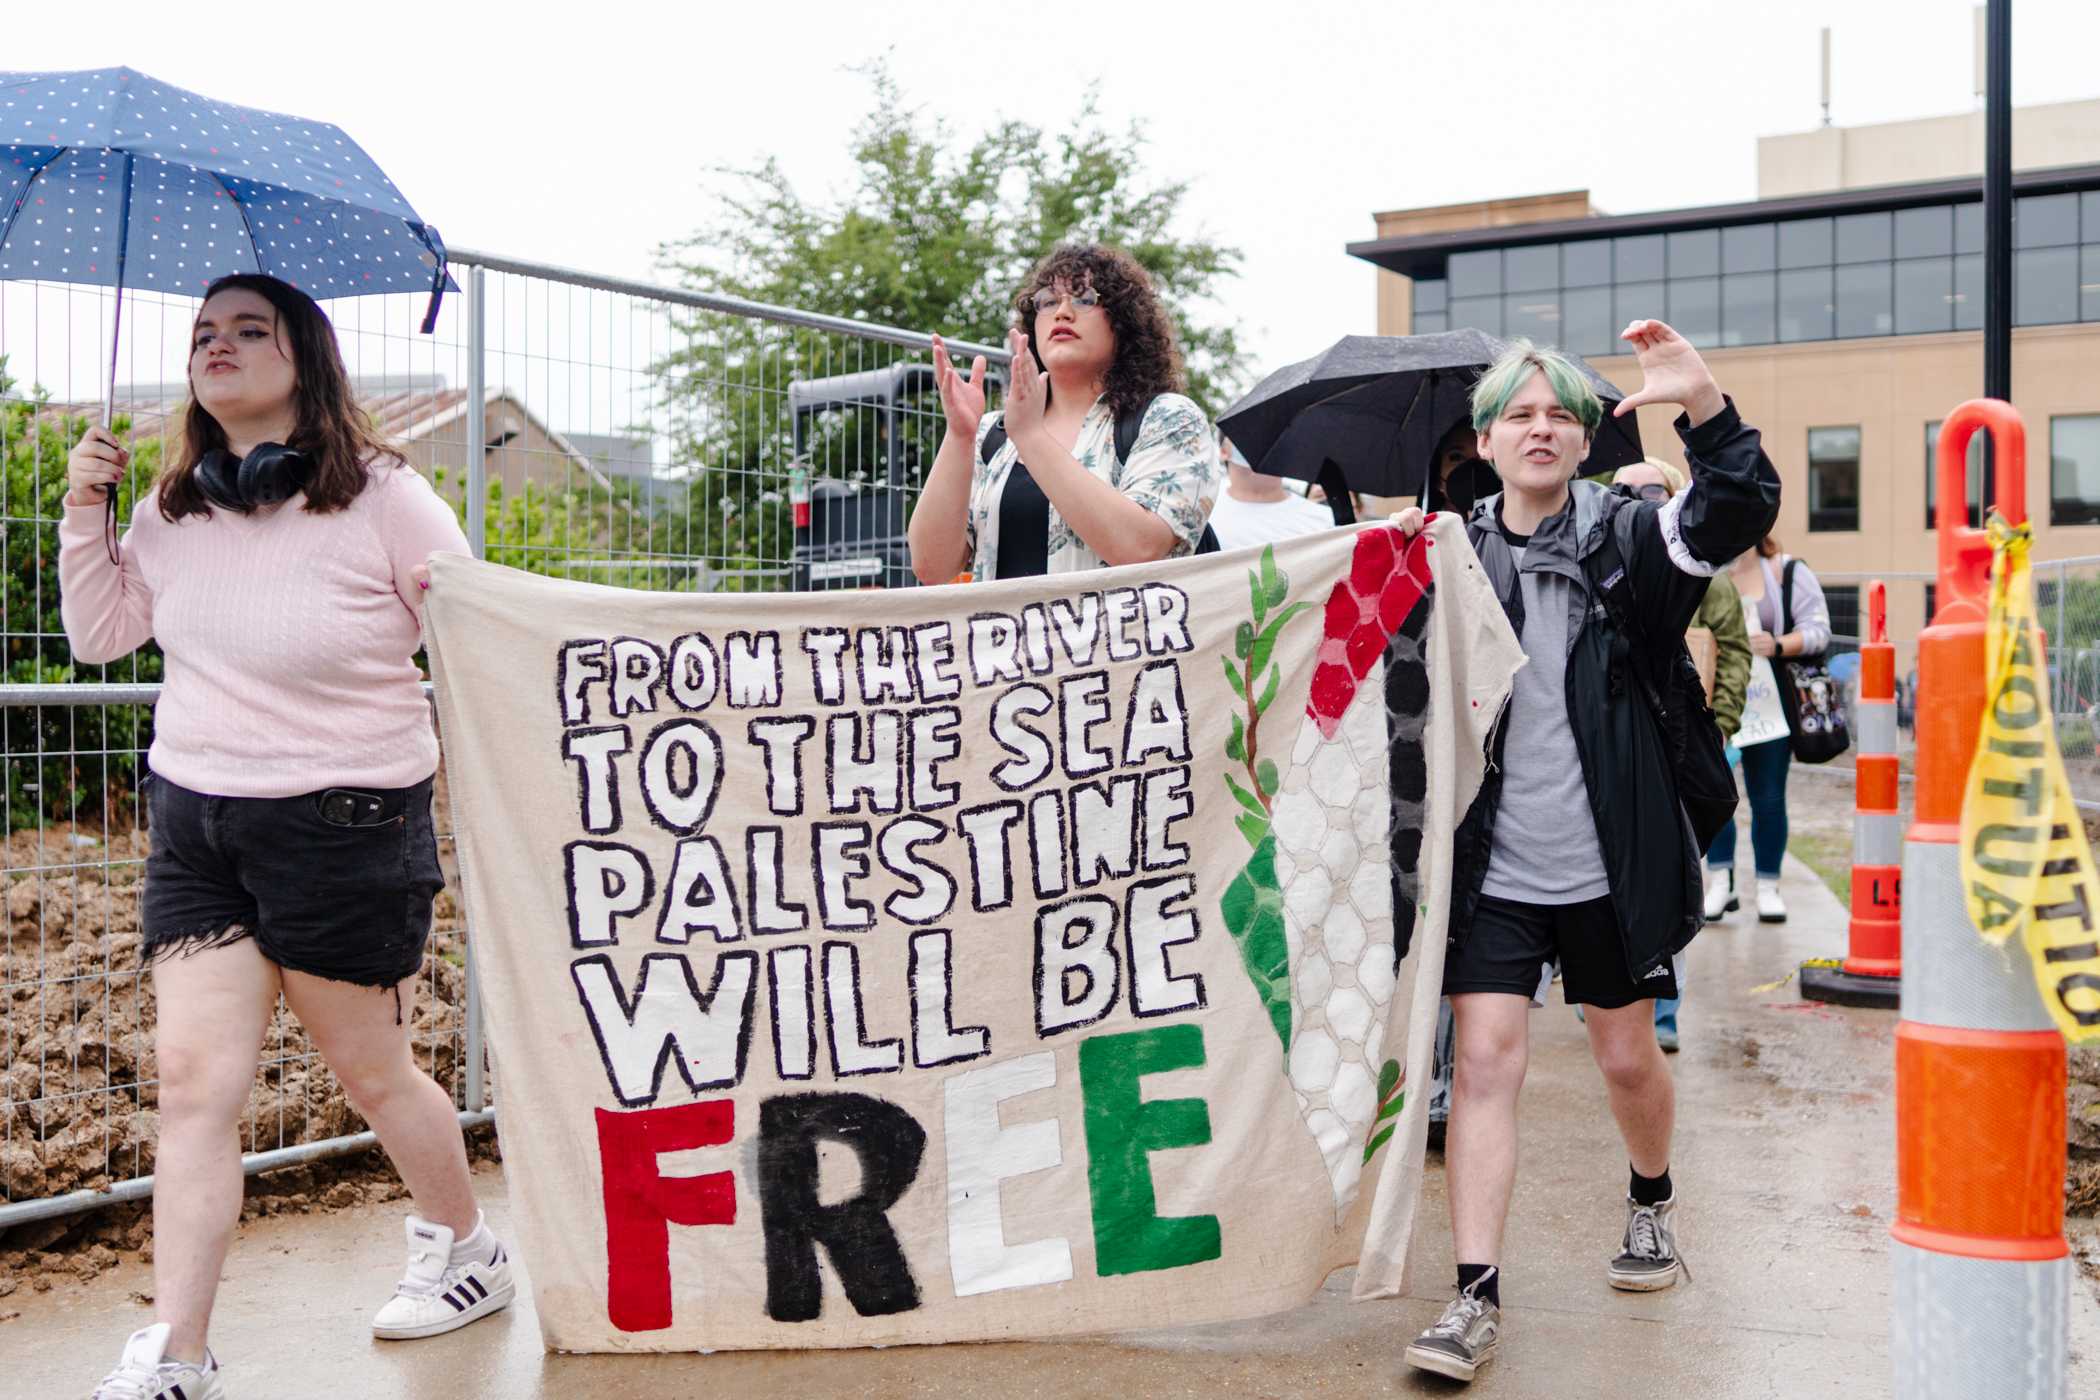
[0,255,1006,1225]
[1819,558,2100,808]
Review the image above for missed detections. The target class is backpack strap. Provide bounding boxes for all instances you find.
[1583,505,1650,699]
[1780,555,1798,636]
[978,419,1008,467]
[1115,395,1157,466]
[1584,506,1640,639]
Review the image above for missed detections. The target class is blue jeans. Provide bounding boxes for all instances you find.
[1708,737,1791,879]
[1654,952,1689,1033]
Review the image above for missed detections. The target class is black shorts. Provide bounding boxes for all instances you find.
[141,770,445,988]
[1444,892,1677,1009]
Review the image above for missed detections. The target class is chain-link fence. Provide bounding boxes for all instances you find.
[1814,557,2100,808]
[0,253,1006,1227]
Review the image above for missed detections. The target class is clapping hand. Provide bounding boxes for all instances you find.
[1001,328,1048,448]
[1612,320,1725,427]
[931,333,988,445]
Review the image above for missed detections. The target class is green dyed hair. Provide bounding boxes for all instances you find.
[1469,339,1603,440]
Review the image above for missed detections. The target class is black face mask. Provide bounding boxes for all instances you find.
[1440,458,1499,513]
[192,442,311,513]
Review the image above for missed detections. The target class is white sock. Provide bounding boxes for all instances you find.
[448,1210,499,1266]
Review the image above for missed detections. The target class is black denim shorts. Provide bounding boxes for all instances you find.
[141,769,445,988]
[1444,892,1678,1009]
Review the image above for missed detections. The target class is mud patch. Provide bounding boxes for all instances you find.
[2,769,489,1286]
[2072,1048,2100,1219]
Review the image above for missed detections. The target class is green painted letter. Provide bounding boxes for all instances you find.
[1077,1023,1221,1276]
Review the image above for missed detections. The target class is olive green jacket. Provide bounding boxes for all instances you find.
[1696,573,1751,740]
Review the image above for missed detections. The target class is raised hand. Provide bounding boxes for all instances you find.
[931,333,988,445]
[1612,319,1725,427]
[1001,327,1047,447]
[66,426,129,507]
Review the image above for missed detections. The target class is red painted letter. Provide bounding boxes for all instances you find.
[596,1100,736,1331]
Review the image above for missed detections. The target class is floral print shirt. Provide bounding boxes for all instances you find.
[964,392,1221,581]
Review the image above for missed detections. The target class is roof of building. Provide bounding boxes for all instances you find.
[1348,161,2100,278]
[40,386,618,491]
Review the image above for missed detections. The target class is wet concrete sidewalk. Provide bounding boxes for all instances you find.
[13,856,2098,1398]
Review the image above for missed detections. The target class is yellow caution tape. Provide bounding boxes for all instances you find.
[1960,513,2100,1041]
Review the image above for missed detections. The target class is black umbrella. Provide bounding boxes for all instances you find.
[1216,330,1643,505]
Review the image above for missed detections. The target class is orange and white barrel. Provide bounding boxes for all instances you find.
[1892,401,2068,1399]
[1800,582,1903,1006]
[1848,584,1902,979]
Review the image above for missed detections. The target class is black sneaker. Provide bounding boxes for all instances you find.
[1403,1276,1500,1382]
[1608,1194,1687,1291]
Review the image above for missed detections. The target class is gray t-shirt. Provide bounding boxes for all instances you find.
[1482,537,1611,904]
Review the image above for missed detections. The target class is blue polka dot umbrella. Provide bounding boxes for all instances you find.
[0,65,455,421]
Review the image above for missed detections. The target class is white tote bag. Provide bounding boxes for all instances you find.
[1735,599,1791,749]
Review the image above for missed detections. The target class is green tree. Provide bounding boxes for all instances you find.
[2,359,166,826]
[651,64,1246,589]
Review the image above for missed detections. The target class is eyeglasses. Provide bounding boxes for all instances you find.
[1629,482,1670,502]
[1031,286,1103,315]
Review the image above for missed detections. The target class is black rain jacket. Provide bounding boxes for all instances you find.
[1447,400,1782,982]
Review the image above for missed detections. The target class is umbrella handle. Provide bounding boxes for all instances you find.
[1320,461,1356,525]
[99,155,137,564]
[418,224,448,334]
[101,277,125,566]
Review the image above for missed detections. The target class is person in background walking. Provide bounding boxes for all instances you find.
[907,243,1219,582]
[61,274,502,1400]
[1613,458,1751,1052]
[1704,535,1831,925]
[1207,433,1333,549]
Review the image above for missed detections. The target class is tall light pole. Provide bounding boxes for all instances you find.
[1983,0,2011,406]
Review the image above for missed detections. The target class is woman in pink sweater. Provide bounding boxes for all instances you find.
[62,275,507,1400]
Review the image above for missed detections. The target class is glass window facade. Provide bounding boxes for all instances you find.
[1808,426,1862,533]
[1824,586,1862,650]
[1835,263,1893,338]
[1924,420,1985,530]
[2051,415,2100,527]
[1406,188,2100,350]
[1722,273,1776,347]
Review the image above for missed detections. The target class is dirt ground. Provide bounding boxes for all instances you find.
[0,811,485,1297]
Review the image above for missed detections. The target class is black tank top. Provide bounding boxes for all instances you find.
[994,455,1052,578]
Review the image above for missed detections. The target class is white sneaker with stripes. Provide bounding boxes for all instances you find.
[90,1323,226,1400]
[371,1214,516,1341]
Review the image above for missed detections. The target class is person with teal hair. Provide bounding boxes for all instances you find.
[1465,340,1607,439]
[1390,321,1780,1384]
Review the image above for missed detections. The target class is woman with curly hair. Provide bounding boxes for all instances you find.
[908,243,1220,581]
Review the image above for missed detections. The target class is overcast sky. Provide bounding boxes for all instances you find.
[9,0,2099,383]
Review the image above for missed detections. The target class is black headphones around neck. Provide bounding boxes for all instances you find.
[193,442,311,513]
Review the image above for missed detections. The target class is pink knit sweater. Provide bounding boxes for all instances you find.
[58,464,471,798]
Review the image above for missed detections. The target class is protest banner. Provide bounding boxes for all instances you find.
[423,514,1520,1350]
